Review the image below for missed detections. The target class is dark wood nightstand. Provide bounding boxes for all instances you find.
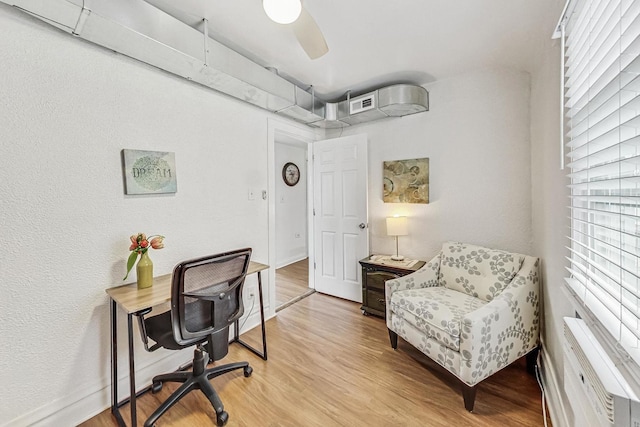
[359,255,426,318]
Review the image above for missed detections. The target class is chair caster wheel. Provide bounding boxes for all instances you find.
[216,410,228,426]
[151,381,162,394]
[244,366,253,377]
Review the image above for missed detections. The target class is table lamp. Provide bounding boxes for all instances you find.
[386,216,408,261]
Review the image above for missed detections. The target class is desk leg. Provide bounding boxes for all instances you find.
[110,304,152,427]
[127,314,137,427]
[110,300,126,427]
[257,271,267,360]
[233,271,267,360]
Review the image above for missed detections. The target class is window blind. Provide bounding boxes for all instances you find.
[564,0,640,363]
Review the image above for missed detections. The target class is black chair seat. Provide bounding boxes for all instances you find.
[144,309,203,351]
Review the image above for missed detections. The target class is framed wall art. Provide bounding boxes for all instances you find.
[383,157,429,203]
[122,149,177,195]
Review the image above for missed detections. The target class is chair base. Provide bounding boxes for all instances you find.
[144,348,252,427]
[388,329,398,349]
[388,328,539,413]
[461,383,477,412]
[461,347,538,412]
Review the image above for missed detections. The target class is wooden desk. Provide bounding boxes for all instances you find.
[106,261,269,427]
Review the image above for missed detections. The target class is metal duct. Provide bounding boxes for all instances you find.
[1,0,428,128]
[309,103,349,128]
[379,84,429,116]
[336,84,429,126]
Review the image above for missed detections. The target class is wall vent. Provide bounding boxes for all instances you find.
[350,94,376,114]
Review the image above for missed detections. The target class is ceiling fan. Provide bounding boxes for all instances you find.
[262,0,329,59]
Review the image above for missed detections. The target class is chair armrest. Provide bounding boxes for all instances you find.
[458,256,540,385]
[385,252,442,325]
[134,308,162,352]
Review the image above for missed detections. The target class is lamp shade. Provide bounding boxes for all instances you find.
[386,216,408,236]
[263,0,302,24]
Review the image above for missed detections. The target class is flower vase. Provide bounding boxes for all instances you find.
[136,251,153,289]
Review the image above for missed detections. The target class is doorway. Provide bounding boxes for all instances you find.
[274,138,312,309]
[266,120,368,312]
[268,119,317,313]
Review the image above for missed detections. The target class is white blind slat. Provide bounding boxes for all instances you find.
[564,0,640,363]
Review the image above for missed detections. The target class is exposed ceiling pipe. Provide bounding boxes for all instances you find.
[0,0,428,127]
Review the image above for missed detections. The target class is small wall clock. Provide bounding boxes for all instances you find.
[282,162,300,186]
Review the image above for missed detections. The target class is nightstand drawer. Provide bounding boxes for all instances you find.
[366,289,386,314]
[365,270,401,292]
[359,255,426,318]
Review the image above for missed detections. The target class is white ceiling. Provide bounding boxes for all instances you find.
[144,0,564,101]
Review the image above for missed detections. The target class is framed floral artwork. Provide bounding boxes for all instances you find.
[122,149,177,195]
[383,158,429,203]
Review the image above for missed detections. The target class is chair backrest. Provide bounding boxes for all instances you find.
[170,248,252,360]
[439,242,525,302]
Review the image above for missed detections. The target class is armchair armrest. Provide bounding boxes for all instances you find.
[385,252,442,325]
[458,256,540,385]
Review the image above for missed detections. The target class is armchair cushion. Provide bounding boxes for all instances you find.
[389,287,486,352]
[439,242,525,302]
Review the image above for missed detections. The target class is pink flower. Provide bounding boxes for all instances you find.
[150,236,164,249]
[123,232,165,281]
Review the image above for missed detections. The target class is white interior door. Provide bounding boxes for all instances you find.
[313,134,368,302]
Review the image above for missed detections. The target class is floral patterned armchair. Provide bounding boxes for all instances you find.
[385,242,540,411]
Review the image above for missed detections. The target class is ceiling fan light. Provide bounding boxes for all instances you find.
[263,0,302,24]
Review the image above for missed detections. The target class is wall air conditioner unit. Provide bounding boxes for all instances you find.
[563,317,640,427]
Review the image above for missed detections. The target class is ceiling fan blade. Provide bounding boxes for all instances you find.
[292,7,328,59]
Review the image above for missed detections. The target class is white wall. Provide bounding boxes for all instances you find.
[274,142,308,267]
[530,9,575,427]
[334,68,533,261]
[0,7,284,425]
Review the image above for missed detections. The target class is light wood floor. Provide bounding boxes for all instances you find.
[275,258,312,310]
[82,292,548,427]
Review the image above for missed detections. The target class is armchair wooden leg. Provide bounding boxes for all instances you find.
[461,384,477,412]
[526,346,540,376]
[388,329,398,349]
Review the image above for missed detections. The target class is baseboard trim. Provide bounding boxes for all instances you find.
[539,344,571,427]
[5,350,191,427]
[275,255,307,270]
[4,307,273,427]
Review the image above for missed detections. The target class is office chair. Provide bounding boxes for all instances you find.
[139,248,253,427]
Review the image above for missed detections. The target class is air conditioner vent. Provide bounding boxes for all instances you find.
[563,317,640,427]
[350,95,375,114]
[564,319,615,423]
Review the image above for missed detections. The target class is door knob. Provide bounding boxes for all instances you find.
[359,223,366,229]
